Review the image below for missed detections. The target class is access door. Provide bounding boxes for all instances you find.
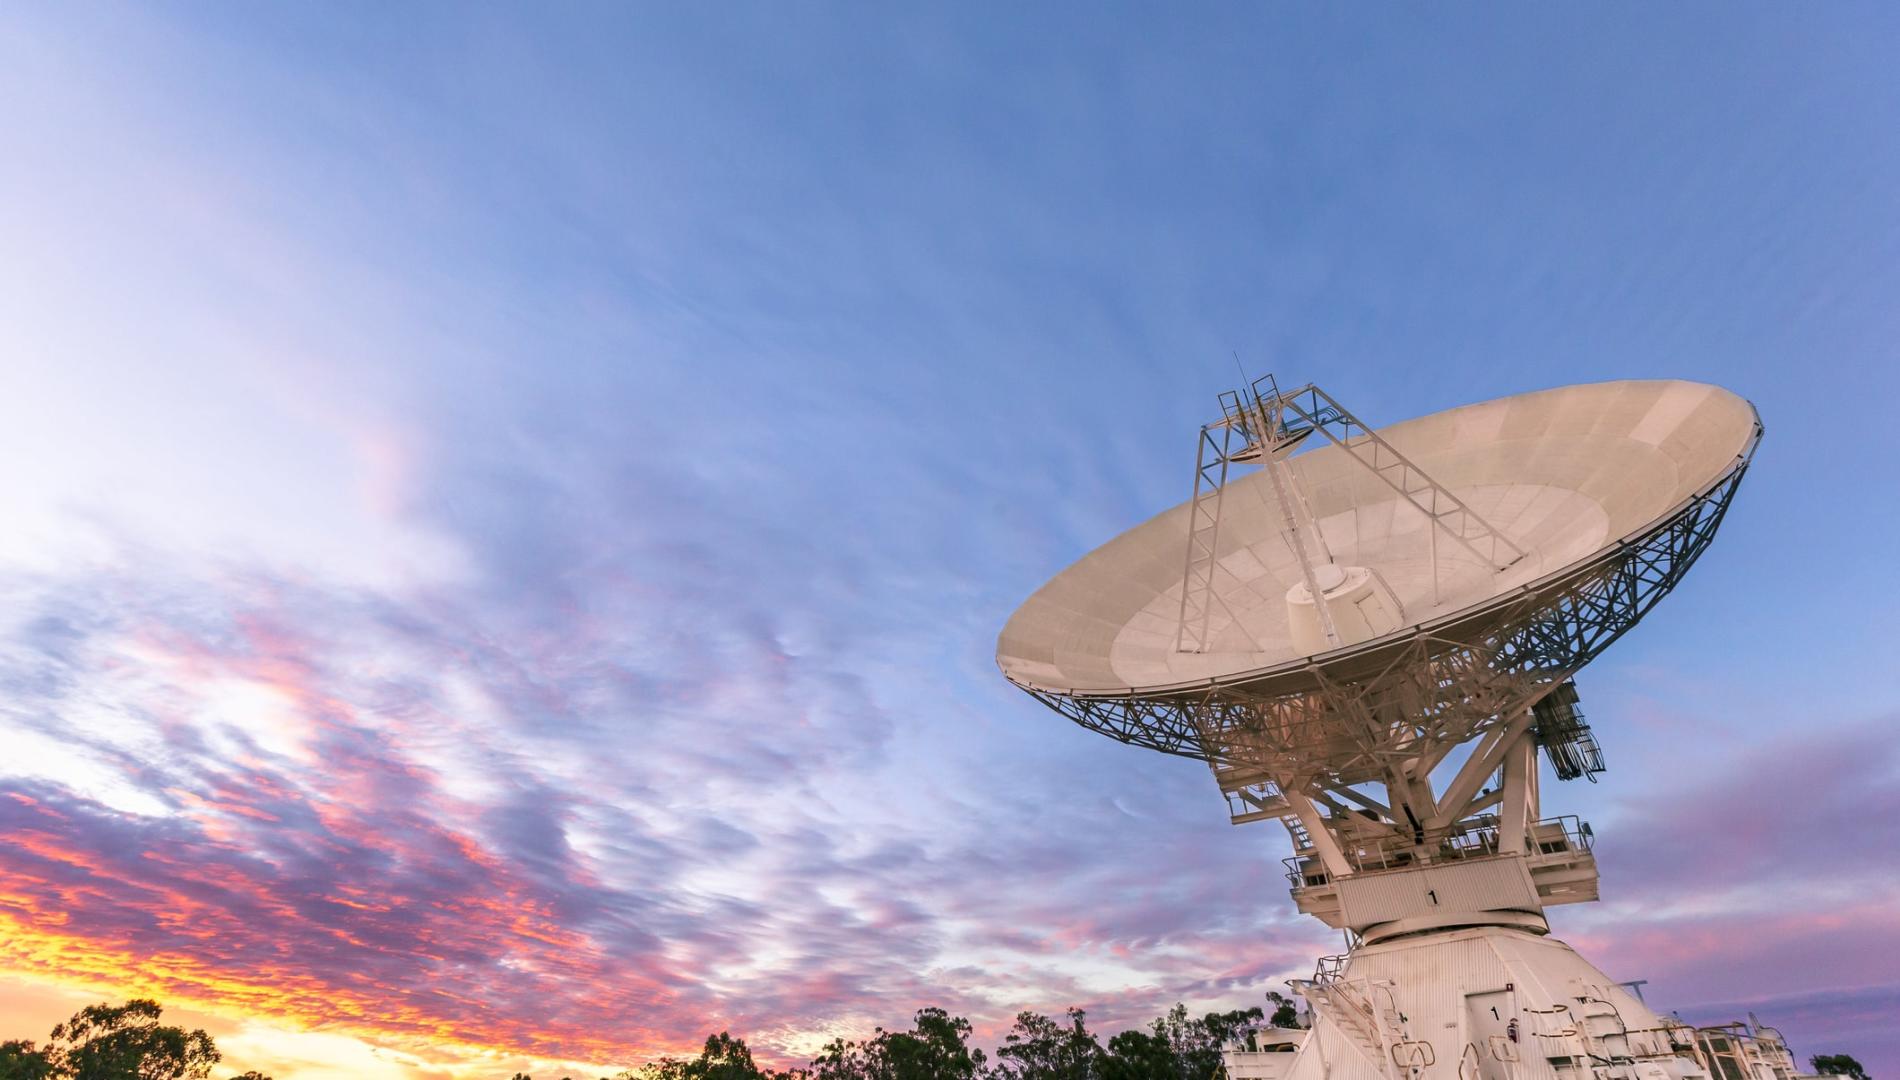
[1464,991,1518,1080]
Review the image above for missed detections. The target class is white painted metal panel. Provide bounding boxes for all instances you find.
[1336,858,1542,927]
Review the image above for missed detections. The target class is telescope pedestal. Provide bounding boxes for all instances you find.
[1245,925,1709,1080]
[1246,920,1710,1080]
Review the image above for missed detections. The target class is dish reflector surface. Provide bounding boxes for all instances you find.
[997,379,1758,697]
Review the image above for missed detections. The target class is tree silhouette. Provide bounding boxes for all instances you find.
[1812,1055,1871,1080]
[811,1008,986,1080]
[992,1010,1101,1080]
[40,1000,219,1080]
[693,1033,769,1080]
[1165,1005,1265,1080]
[0,1039,57,1080]
[625,1031,780,1080]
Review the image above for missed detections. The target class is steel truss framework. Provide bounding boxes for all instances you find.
[1016,457,1752,804]
[1271,383,1526,572]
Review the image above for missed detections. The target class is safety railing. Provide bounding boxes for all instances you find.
[1282,816,1594,887]
[1312,954,1347,983]
[1620,1024,1705,1062]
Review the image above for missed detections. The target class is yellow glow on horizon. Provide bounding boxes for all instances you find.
[0,913,683,1080]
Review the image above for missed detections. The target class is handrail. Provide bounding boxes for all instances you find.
[1284,815,1594,886]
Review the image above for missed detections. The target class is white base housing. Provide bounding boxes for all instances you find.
[1227,926,1710,1080]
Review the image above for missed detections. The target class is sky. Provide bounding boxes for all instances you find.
[1,4,1897,1078]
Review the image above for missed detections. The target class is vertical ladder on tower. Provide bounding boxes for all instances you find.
[1281,814,1314,852]
[1176,375,1317,654]
[1174,418,1243,653]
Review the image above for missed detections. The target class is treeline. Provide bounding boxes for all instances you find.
[0,997,1876,1080]
[0,996,1301,1080]
[534,997,1305,1080]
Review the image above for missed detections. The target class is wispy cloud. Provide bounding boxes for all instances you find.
[0,513,1323,1067]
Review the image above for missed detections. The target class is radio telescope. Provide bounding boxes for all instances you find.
[997,378,1759,1080]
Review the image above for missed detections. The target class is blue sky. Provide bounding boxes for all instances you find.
[0,5,1896,1078]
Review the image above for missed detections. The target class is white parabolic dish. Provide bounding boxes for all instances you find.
[997,379,1760,701]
